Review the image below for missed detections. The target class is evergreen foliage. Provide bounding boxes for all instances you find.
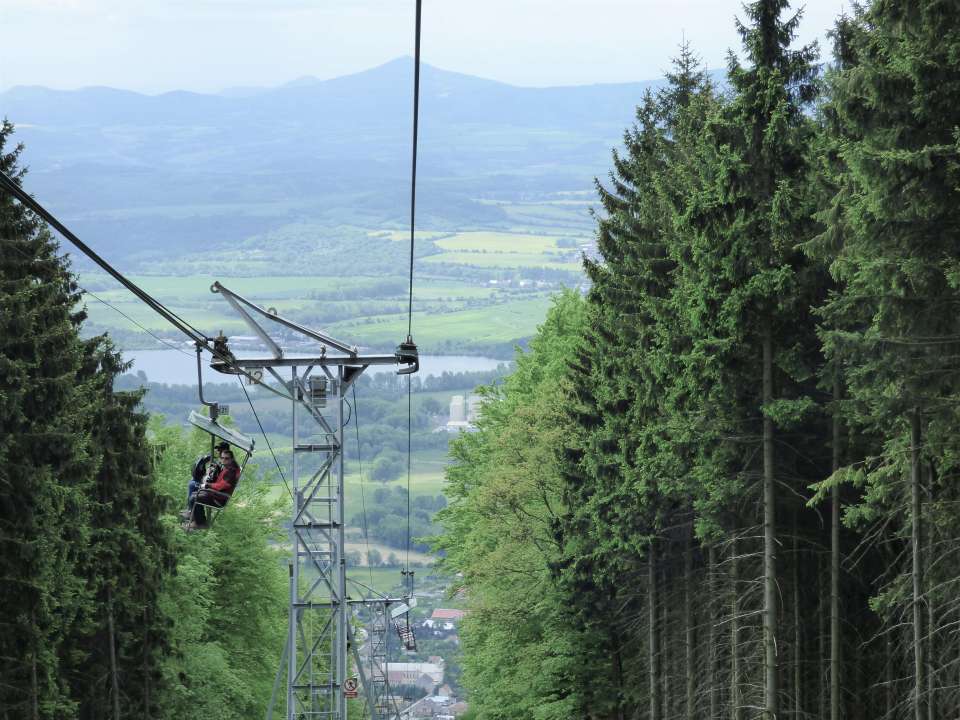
[436,2,960,719]
[0,122,288,718]
[816,1,960,716]
[0,117,93,720]
[63,343,175,720]
[8,0,960,717]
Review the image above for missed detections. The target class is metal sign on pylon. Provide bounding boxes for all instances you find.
[209,283,416,720]
[344,677,360,699]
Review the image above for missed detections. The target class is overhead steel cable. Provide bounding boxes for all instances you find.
[0,170,297,400]
[3,233,196,358]
[402,0,423,599]
[406,376,412,578]
[407,0,422,340]
[0,170,209,345]
[236,376,294,503]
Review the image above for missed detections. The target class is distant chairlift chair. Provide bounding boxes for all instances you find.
[391,597,418,651]
[188,410,256,528]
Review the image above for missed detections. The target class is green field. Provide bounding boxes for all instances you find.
[327,296,555,348]
[346,567,410,596]
[422,251,581,270]
[80,219,588,355]
[370,229,451,242]
[434,231,565,253]
[261,461,450,519]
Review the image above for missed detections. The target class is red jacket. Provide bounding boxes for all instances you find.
[207,464,240,495]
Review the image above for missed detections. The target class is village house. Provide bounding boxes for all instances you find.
[386,661,444,694]
[421,608,465,637]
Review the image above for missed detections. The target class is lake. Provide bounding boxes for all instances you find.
[123,349,511,386]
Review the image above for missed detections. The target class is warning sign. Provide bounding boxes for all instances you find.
[343,677,359,699]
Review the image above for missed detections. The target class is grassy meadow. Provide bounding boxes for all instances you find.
[79,211,592,356]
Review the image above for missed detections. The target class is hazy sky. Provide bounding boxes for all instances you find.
[2,0,847,94]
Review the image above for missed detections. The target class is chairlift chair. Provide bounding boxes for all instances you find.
[187,410,255,528]
[391,597,418,651]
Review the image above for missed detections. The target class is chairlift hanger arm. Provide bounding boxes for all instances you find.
[216,288,284,359]
[0,171,210,348]
[212,281,356,355]
[210,283,420,374]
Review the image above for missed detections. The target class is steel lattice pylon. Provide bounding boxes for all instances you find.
[365,601,400,719]
[287,362,349,718]
[209,283,416,720]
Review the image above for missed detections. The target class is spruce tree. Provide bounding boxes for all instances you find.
[677,2,822,716]
[818,2,960,717]
[552,46,714,720]
[63,342,174,720]
[0,119,94,719]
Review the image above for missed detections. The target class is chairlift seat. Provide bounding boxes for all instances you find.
[393,613,417,651]
[187,411,255,527]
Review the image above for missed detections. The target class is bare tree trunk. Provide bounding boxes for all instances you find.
[762,326,779,720]
[831,374,842,720]
[685,538,695,720]
[31,607,39,720]
[819,558,827,720]
[611,631,626,720]
[793,518,802,718]
[709,545,719,720]
[731,539,742,720]
[887,632,894,718]
[925,464,934,720]
[650,544,661,720]
[107,588,121,720]
[911,410,925,720]
[927,588,935,720]
[143,606,151,720]
[663,586,671,717]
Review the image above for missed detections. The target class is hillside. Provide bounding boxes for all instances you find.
[1,59,679,354]
[0,59,662,265]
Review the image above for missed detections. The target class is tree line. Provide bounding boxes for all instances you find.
[116,365,511,481]
[435,2,960,719]
[0,120,289,719]
[349,486,446,553]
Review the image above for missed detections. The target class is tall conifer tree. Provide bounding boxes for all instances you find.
[819,2,960,717]
[678,2,821,716]
[0,119,93,719]
[64,343,174,720]
[553,46,714,720]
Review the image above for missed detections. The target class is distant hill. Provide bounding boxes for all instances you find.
[0,59,669,266]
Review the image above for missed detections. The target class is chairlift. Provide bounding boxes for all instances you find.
[391,596,418,651]
[185,409,255,528]
[181,342,255,529]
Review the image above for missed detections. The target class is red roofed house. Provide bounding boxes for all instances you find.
[422,608,466,634]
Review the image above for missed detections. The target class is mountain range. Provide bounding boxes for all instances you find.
[0,59,669,264]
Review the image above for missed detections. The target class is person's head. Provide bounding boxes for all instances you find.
[214,441,230,454]
[219,448,235,467]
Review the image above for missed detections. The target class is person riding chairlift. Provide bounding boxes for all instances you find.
[182,443,240,530]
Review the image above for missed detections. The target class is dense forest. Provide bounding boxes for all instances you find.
[0,120,289,718]
[436,2,960,719]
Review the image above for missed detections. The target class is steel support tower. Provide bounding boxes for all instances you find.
[210,282,416,720]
